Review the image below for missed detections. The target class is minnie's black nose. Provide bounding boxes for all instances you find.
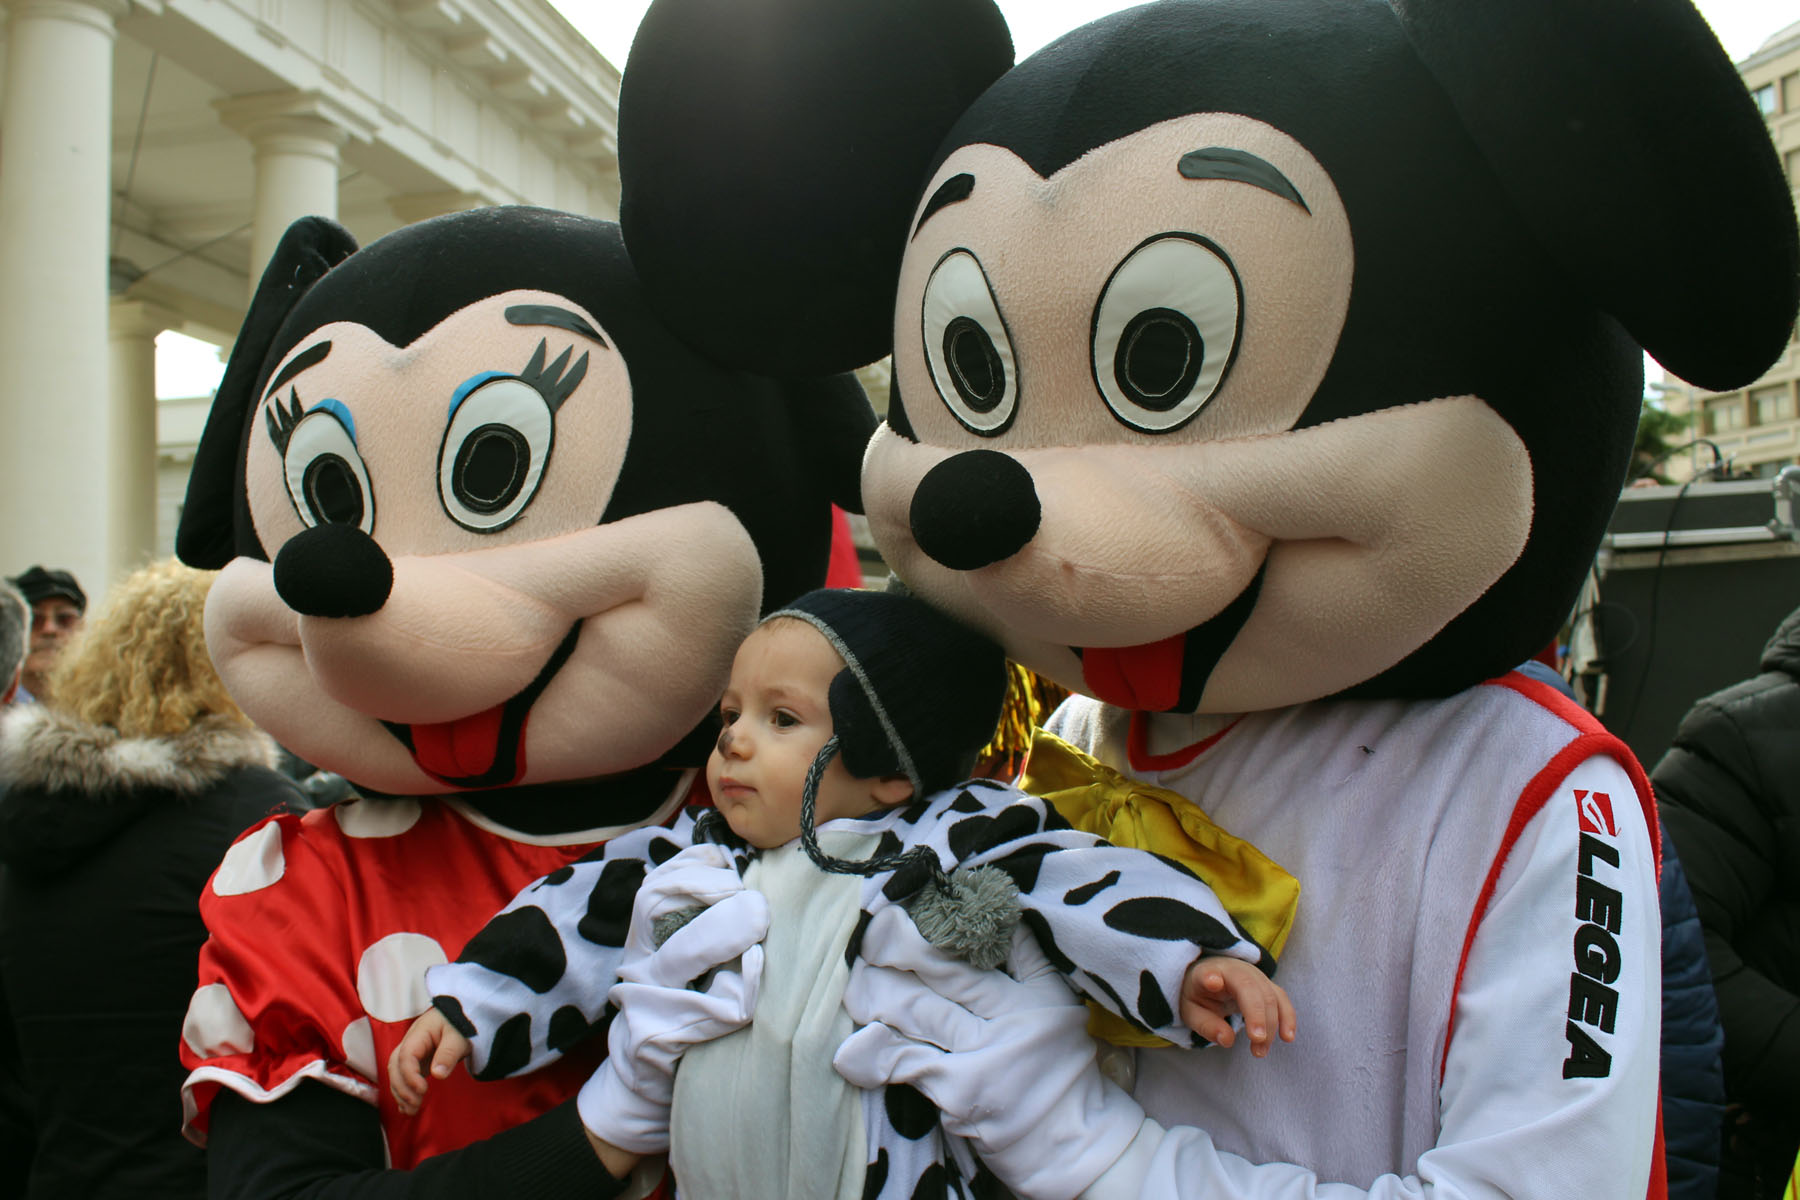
[909,449,1040,571]
[272,524,393,619]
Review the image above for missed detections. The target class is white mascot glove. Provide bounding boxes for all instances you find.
[833,906,1145,1200]
[578,843,769,1153]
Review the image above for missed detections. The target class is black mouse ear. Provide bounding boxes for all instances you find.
[1396,0,1798,390]
[176,217,358,569]
[617,0,1013,378]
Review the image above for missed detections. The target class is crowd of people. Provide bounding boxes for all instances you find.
[0,562,311,1196]
[0,553,1792,1197]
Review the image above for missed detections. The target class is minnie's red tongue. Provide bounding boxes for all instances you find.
[1081,632,1187,711]
[409,704,520,785]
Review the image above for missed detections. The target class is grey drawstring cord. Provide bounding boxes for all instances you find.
[797,735,946,888]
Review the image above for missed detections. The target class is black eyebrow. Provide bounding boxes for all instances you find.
[504,304,607,347]
[265,341,331,401]
[910,173,976,240]
[1178,148,1309,214]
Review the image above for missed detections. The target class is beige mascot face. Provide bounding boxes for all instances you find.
[217,288,761,796]
[178,208,873,803]
[866,112,1534,713]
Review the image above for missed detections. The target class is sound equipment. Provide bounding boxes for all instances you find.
[1587,469,1800,768]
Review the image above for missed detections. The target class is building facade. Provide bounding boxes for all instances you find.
[0,0,621,594]
[1656,19,1800,482]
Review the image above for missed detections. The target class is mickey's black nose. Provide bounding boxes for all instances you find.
[909,449,1041,571]
[272,524,393,619]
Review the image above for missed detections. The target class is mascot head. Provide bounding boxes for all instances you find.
[175,203,876,811]
[627,0,1798,715]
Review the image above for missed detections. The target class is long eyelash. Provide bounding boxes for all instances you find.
[519,338,590,413]
[266,388,305,456]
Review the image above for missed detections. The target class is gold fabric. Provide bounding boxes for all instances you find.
[973,663,1071,781]
[1021,730,1301,1048]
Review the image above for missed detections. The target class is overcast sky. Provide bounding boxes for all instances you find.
[552,0,1793,70]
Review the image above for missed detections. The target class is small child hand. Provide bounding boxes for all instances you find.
[388,1005,472,1116]
[1179,955,1297,1058]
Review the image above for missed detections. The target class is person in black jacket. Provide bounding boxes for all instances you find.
[0,560,303,1199]
[1655,603,1800,1200]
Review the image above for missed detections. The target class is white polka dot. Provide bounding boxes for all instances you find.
[341,1016,377,1082]
[356,932,447,1024]
[334,799,422,839]
[182,983,255,1058]
[211,823,285,896]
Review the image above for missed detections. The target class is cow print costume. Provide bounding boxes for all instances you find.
[429,778,1266,1199]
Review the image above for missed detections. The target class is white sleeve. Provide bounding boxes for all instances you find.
[1082,753,1662,1199]
[423,815,698,1079]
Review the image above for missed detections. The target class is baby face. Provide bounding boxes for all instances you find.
[705,619,881,848]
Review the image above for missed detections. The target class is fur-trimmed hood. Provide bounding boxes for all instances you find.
[0,706,281,878]
[0,705,278,796]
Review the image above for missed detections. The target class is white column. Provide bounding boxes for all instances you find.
[107,300,178,578]
[0,0,127,595]
[216,92,354,295]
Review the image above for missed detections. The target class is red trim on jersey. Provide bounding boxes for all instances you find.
[1436,677,1665,1199]
[1438,728,1609,1084]
[1651,1110,1668,1200]
[1486,673,1661,866]
[1126,711,1243,772]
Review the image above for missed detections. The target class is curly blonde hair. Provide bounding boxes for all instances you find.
[46,559,248,738]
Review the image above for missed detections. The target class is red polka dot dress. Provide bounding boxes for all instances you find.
[177,795,669,1168]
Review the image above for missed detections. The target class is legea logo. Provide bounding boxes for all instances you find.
[1575,789,1616,838]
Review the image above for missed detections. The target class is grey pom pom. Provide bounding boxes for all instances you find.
[905,865,1021,970]
[651,904,706,948]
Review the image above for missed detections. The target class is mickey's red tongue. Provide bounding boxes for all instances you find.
[409,704,515,784]
[1081,633,1186,711]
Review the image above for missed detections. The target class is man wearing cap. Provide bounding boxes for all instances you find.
[5,567,86,704]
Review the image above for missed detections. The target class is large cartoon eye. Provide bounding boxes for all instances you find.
[1091,235,1242,433]
[437,376,555,532]
[921,249,1018,436]
[282,403,374,533]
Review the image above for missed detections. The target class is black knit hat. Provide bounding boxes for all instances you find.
[769,587,1007,797]
[748,587,1005,883]
[7,566,86,613]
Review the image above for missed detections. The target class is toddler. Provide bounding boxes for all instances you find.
[391,589,1295,1199]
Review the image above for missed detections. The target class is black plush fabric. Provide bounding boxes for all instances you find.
[176,217,358,570]
[771,588,1007,794]
[1396,0,1799,391]
[1654,606,1800,1198]
[0,762,301,1198]
[272,524,394,619]
[909,449,1041,571]
[616,0,1013,375]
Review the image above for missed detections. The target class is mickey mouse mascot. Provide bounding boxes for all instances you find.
[619,0,1800,1195]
